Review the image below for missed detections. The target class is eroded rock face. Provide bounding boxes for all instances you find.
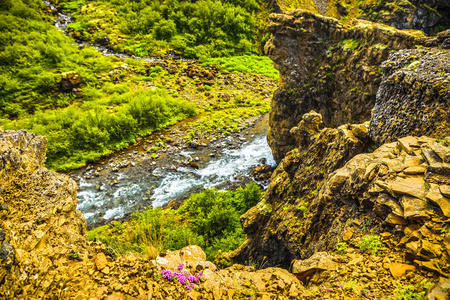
[235,116,450,275]
[232,114,371,267]
[0,130,87,298]
[265,10,422,162]
[369,49,450,145]
[358,0,450,34]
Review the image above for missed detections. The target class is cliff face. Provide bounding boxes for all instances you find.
[237,8,450,275]
[234,113,450,276]
[265,10,423,162]
[358,0,450,34]
[370,48,450,145]
[275,0,450,34]
[0,130,87,298]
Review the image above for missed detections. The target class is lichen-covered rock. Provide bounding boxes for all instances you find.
[369,49,450,145]
[0,130,87,298]
[265,10,424,162]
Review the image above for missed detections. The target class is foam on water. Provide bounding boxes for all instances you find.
[151,135,275,206]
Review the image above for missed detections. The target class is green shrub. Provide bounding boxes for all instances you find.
[359,234,385,255]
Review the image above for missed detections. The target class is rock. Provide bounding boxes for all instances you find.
[0,242,13,260]
[389,263,415,278]
[180,245,206,262]
[426,184,450,217]
[59,72,82,92]
[390,178,427,199]
[439,185,450,198]
[427,277,450,300]
[292,252,339,283]
[369,50,450,145]
[95,252,108,270]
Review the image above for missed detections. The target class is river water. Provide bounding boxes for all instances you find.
[77,131,275,227]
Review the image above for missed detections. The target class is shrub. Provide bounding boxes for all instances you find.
[359,234,385,255]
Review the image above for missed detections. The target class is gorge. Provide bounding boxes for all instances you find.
[1,0,450,299]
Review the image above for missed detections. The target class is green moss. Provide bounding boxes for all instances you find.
[339,39,360,52]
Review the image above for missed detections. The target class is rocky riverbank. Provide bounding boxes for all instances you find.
[71,114,276,229]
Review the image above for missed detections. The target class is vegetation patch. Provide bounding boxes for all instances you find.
[202,55,280,81]
[58,0,262,58]
[338,39,360,52]
[88,182,262,260]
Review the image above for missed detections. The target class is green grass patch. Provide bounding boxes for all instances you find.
[202,55,280,81]
[2,89,197,171]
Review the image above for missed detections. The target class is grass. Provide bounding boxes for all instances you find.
[202,55,280,81]
[359,234,385,255]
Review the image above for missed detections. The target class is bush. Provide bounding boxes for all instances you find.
[359,235,385,255]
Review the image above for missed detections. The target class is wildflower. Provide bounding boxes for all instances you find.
[325,288,333,292]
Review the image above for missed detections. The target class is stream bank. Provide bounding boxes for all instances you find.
[70,114,276,229]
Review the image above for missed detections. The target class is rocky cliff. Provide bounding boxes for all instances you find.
[275,0,450,34]
[232,7,450,297]
[233,111,450,281]
[265,10,419,162]
[370,48,450,145]
[0,130,87,298]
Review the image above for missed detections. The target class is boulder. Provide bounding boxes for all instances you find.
[59,72,82,92]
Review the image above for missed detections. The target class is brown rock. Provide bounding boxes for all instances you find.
[343,230,353,241]
[401,196,432,220]
[389,263,415,278]
[439,185,450,198]
[426,184,450,217]
[292,252,339,283]
[95,252,108,271]
[390,178,427,199]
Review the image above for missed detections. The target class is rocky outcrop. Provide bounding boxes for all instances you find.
[369,49,450,145]
[233,113,371,267]
[265,10,424,162]
[0,130,87,298]
[358,0,450,34]
[234,112,450,278]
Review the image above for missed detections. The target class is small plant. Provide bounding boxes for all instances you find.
[359,234,385,255]
[395,280,432,300]
[441,228,450,238]
[160,263,202,290]
[297,202,309,218]
[334,240,348,256]
[68,250,82,261]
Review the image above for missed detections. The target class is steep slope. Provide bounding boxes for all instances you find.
[0,130,87,298]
